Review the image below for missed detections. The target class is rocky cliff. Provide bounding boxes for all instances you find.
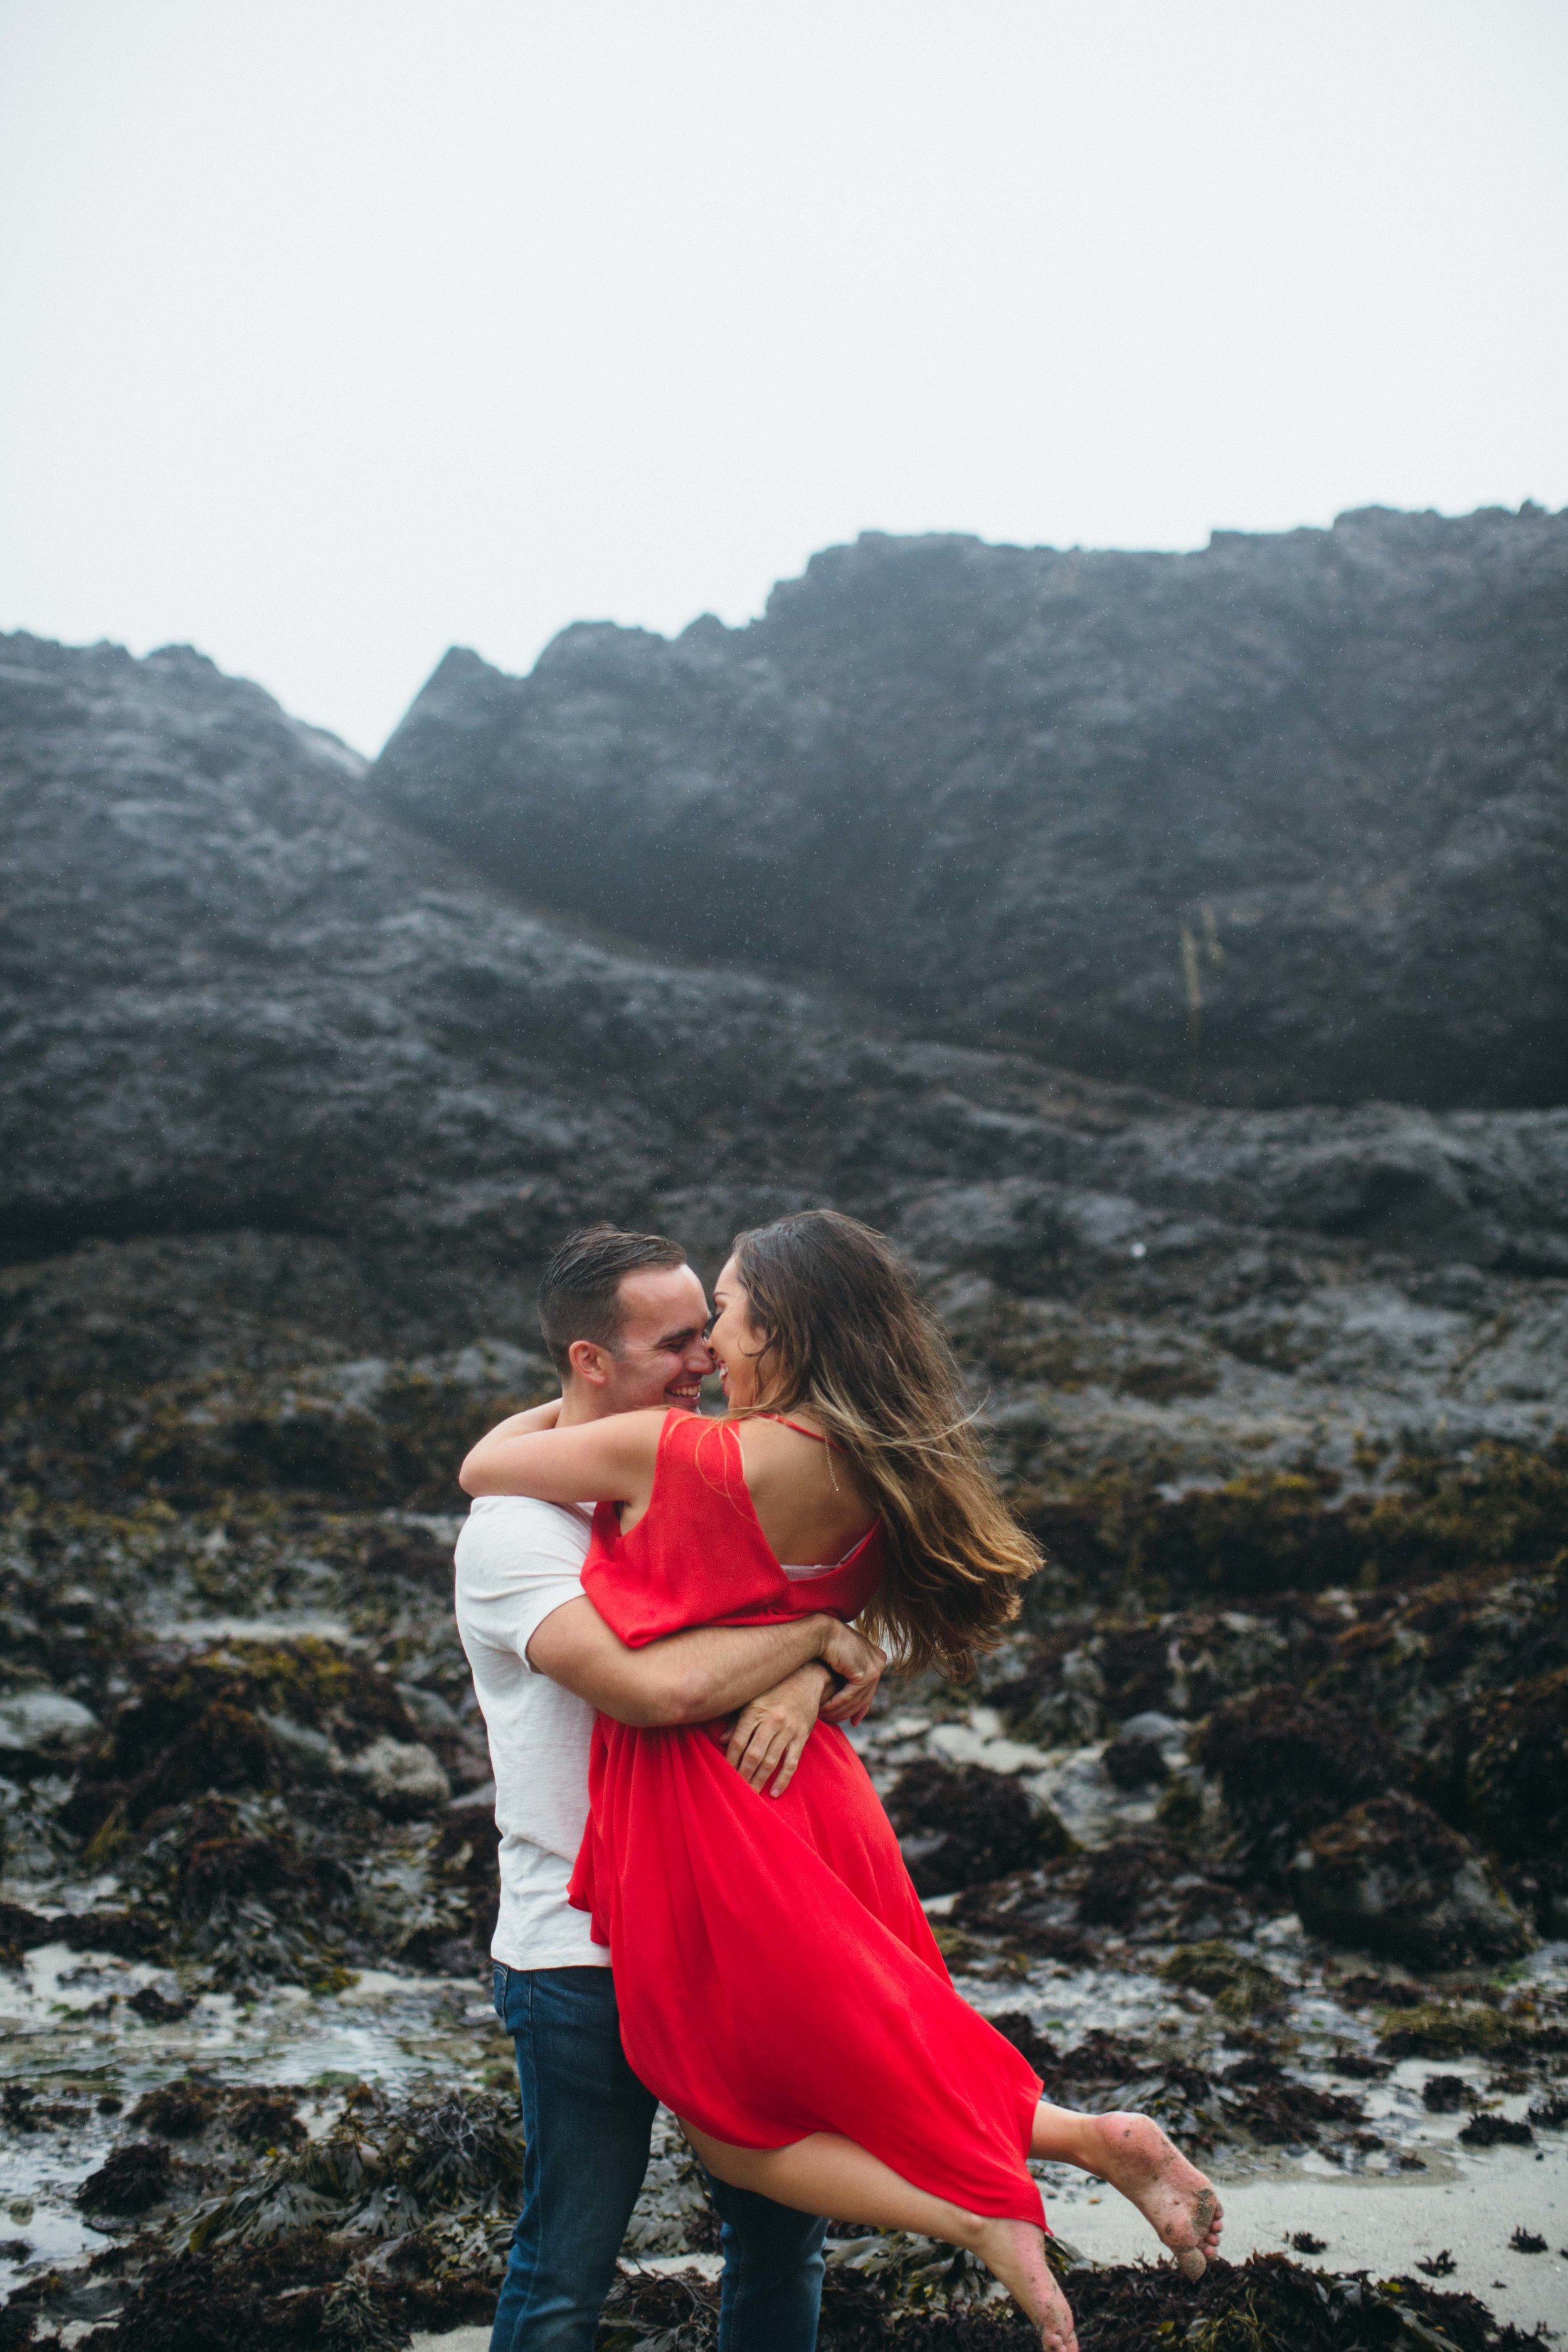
[4,590,1568,2349]
[370,504,1568,1110]
[3,622,1565,1538]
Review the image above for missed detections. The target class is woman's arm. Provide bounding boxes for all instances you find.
[459,1404,667,1503]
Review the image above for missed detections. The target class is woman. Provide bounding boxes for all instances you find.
[461,1211,1220,2350]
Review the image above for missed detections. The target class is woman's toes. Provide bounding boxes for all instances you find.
[1038,2276,1079,2352]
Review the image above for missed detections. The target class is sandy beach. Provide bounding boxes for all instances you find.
[408,2153,1568,2349]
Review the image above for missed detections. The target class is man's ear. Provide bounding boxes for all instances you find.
[566,1338,613,1387]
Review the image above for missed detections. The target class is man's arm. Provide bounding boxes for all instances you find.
[527,1597,882,1727]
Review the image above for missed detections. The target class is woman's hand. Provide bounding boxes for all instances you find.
[815,1620,887,1726]
[726,1663,833,1797]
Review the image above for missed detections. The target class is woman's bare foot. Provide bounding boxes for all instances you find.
[1079,2111,1222,2277]
[970,2218,1080,2351]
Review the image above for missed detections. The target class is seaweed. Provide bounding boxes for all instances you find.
[887,1762,1071,1897]
[1196,1687,1404,1883]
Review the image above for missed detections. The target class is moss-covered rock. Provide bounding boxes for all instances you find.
[886,1761,1072,1896]
[1160,1940,1288,2019]
[1195,1685,1404,1882]
[1290,1791,1532,1969]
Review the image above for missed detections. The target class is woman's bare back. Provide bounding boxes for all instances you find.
[729,1414,877,1569]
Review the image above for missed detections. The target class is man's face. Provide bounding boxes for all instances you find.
[590,1264,714,1414]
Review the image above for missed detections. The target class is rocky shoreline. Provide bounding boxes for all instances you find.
[1,1454,1564,2344]
[3,527,1566,2347]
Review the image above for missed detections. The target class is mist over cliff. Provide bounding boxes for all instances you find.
[372,504,1568,1111]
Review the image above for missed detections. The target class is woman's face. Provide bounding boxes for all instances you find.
[707,1256,771,1410]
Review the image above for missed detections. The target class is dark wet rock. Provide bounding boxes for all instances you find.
[1422,2074,1469,2112]
[63,1637,438,1836]
[982,2011,1064,2078]
[1323,2050,1392,2081]
[0,1900,55,1964]
[1076,1838,1180,1931]
[0,1902,162,1966]
[1290,1791,1533,1969]
[125,1983,196,2024]
[373,508,1568,1111]
[82,2247,272,2351]
[1455,1666,1568,1931]
[1101,1734,1168,1789]
[984,1836,1246,1948]
[1459,2112,1534,2149]
[124,2078,304,2148]
[886,1761,1070,1896]
[1196,1685,1405,1883]
[129,2079,221,2139]
[78,2141,177,2215]
[230,2093,308,2152]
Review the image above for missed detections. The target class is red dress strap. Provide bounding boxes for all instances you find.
[759,1412,841,1449]
[580,1408,882,1648]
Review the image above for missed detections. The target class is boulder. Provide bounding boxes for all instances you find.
[1463,1666,1568,1861]
[344,1735,451,1818]
[1290,1791,1533,1968]
[0,1690,98,1757]
[371,506,1568,1110]
[1195,1686,1406,1882]
[885,1759,1070,1895]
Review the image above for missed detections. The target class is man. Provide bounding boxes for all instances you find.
[455,1224,885,2352]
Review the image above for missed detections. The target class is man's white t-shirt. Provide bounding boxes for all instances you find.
[453,1493,607,1971]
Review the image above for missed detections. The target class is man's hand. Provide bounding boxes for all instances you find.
[726,1663,834,1797]
[815,1620,887,1726]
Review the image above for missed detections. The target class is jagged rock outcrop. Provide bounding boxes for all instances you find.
[370,504,1568,1110]
[0,628,1159,1295]
[3,627,1567,1522]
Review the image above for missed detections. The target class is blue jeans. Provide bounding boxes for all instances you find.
[490,1963,827,2352]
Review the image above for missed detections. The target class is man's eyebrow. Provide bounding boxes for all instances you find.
[656,1324,703,1349]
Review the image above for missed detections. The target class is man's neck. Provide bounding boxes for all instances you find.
[557,1380,618,1429]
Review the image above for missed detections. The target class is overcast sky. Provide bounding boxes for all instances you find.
[2,1,1564,754]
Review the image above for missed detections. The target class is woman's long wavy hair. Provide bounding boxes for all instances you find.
[728,1210,1041,1680]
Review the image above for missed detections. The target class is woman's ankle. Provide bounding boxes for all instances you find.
[1032,2102,1108,2173]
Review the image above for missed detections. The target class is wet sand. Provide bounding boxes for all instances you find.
[407,2158,1568,2348]
[1051,2153,1568,2341]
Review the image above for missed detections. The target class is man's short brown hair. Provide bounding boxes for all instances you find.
[536,1224,689,1377]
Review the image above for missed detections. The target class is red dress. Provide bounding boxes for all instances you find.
[567,1409,1046,2226]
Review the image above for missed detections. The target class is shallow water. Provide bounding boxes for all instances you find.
[0,1937,504,2298]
